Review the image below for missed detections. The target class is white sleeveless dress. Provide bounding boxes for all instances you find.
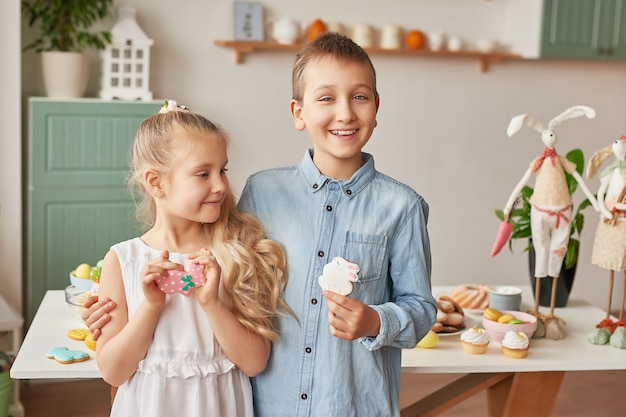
[109,238,253,417]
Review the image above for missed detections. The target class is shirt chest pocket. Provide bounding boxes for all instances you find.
[343,231,388,283]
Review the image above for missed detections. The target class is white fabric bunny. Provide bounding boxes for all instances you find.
[502,105,599,339]
[586,136,626,343]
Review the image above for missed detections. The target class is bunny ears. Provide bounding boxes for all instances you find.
[507,105,596,137]
[159,99,189,114]
[587,135,626,179]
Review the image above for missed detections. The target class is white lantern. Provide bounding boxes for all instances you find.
[100,7,153,101]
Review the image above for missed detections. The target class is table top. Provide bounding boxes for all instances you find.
[11,290,99,379]
[11,286,626,379]
[402,285,626,373]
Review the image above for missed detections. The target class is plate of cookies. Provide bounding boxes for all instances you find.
[432,294,477,336]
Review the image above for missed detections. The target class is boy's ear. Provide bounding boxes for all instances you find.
[374,96,380,127]
[144,169,164,198]
[290,99,306,131]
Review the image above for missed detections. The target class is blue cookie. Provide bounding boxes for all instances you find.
[46,346,90,364]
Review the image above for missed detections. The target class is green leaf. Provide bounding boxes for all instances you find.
[21,0,113,52]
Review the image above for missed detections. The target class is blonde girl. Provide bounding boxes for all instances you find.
[96,100,288,417]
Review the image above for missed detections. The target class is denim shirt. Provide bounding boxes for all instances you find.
[238,150,437,417]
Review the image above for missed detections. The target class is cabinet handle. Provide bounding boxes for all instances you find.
[597,47,605,55]
[606,48,614,56]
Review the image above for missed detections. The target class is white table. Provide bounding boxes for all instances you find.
[10,291,99,379]
[11,287,626,416]
[400,285,626,417]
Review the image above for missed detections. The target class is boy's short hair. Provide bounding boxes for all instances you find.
[292,32,378,101]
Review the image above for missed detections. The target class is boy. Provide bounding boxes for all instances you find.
[238,33,436,417]
[83,33,436,417]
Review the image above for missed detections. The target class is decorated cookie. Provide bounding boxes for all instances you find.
[318,257,360,296]
[84,333,97,351]
[67,328,91,341]
[155,263,206,296]
[46,347,90,364]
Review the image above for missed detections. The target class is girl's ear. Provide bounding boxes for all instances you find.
[144,169,164,198]
[290,99,306,131]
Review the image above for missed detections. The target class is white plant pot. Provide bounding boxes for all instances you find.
[41,51,89,98]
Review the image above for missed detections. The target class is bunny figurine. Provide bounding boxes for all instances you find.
[586,135,626,345]
[502,105,599,339]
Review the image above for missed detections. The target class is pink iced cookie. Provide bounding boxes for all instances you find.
[318,256,360,296]
[155,263,206,296]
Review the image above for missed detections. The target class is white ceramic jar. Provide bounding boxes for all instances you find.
[379,24,401,49]
[271,18,300,44]
[351,23,374,48]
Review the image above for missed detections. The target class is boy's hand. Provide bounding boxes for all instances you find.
[323,290,380,340]
[81,296,116,341]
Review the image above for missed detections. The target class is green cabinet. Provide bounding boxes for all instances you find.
[541,0,626,60]
[25,98,161,327]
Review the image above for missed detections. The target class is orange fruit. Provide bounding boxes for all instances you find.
[406,30,425,49]
[308,19,326,42]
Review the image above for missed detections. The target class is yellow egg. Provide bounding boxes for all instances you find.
[483,307,503,322]
[416,330,439,348]
[74,263,92,279]
[498,314,516,323]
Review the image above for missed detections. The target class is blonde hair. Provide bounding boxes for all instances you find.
[292,32,378,101]
[129,108,289,342]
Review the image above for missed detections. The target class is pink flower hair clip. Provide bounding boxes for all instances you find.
[159,99,189,114]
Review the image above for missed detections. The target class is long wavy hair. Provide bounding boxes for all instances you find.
[128,108,289,342]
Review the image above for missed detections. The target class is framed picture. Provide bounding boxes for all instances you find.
[234,2,264,41]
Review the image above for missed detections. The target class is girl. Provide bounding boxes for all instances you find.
[96,100,288,417]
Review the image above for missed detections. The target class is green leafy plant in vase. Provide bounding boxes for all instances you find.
[21,0,113,97]
[494,148,594,307]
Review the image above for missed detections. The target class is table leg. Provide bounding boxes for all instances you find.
[401,373,513,417]
[487,371,565,417]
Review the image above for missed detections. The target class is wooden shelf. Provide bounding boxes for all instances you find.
[214,40,524,72]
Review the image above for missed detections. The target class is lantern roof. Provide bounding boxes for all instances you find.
[111,6,154,46]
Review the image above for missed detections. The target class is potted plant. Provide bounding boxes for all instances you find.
[0,351,13,417]
[494,148,594,307]
[21,0,113,98]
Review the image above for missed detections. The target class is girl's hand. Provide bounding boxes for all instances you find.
[323,290,381,341]
[140,250,183,307]
[188,248,222,308]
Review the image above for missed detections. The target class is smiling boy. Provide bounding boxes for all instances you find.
[238,33,437,417]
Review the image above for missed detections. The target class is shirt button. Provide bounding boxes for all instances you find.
[311,298,318,305]
[313,184,319,189]
[346,189,352,195]
[326,205,332,212]
[301,394,308,400]
[317,250,324,257]
[305,347,312,353]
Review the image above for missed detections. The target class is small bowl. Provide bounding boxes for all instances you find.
[65,285,90,320]
[69,272,94,292]
[482,310,537,343]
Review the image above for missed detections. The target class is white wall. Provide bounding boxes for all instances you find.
[1,0,22,312]
[19,0,626,312]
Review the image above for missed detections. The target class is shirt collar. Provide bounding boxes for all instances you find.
[300,149,376,198]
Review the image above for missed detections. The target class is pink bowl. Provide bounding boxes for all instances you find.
[482,310,537,343]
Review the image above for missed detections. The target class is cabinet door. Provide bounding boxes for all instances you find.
[26,99,160,327]
[541,0,626,60]
[26,188,141,326]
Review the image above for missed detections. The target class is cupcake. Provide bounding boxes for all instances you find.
[460,327,490,354]
[501,330,530,359]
